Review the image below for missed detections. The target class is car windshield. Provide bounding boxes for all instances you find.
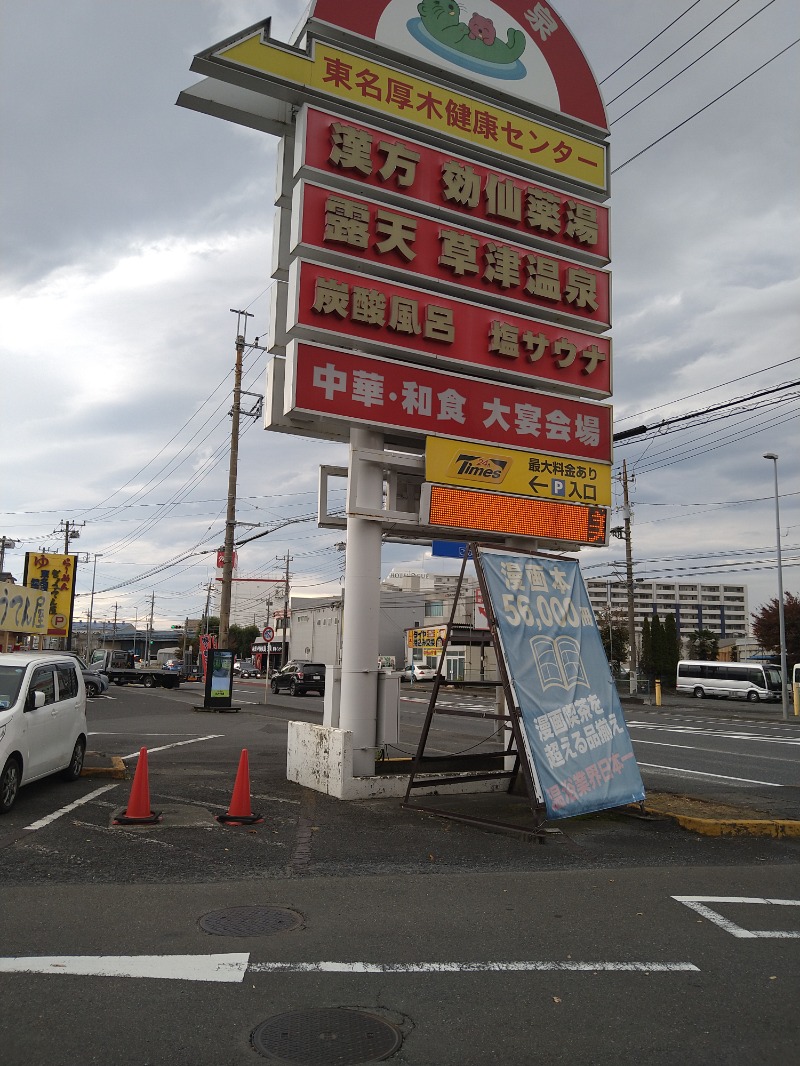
[764,667,783,690]
[0,665,26,709]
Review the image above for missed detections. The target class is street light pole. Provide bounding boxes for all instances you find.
[763,453,789,721]
[86,554,102,662]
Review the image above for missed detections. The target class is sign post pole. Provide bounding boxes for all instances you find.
[339,426,384,775]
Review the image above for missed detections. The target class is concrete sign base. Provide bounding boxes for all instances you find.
[286,721,508,801]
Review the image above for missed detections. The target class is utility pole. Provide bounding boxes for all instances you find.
[58,520,84,554]
[281,552,292,666]
[145,591,155,664]
[86,554,102,662]
[218,309,253,650]
[111,603,119,648]
[0,536,16,573]
[622,459,637,693]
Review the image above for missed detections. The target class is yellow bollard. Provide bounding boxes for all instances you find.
[655,678,662,707]
[793,682,799,717]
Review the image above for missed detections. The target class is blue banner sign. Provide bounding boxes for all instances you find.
[476,547,645,820]
[431,541,472,559]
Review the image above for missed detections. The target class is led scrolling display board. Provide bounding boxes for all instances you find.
[422,484,609,546]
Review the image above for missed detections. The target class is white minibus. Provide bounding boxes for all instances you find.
[676,660,782,702]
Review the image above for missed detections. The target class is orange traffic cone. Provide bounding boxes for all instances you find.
[114,747,161,824]
[217,749,263,825]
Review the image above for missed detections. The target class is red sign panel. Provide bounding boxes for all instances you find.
[287,341,612,462]
[291,258,611,397]
[298,106,609,262]
[294,181,610,329]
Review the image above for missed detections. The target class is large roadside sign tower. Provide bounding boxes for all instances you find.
[179,0,612,792]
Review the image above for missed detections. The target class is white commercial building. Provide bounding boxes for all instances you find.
[585,579,749,652]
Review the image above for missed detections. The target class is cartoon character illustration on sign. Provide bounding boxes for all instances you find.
[409,0,527,78]
[468,12,496,45]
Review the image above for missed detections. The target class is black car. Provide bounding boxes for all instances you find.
[270,661,326,697]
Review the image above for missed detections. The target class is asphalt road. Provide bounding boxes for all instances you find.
[0,681,797,1065]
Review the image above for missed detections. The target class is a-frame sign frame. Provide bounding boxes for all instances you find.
[402,540,549,839]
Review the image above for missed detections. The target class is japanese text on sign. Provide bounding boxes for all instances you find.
[476,548,644,819]
[289,342,612,460]
[299,107,610,260]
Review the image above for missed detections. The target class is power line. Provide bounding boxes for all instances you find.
[609,0,779,125]
[605,0,745,106]
[612,38,800,174]
[599,0,705,83]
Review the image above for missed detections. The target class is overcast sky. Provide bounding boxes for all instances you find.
[1,0,798,634]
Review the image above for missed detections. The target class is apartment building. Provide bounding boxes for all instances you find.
[585,578,749,651]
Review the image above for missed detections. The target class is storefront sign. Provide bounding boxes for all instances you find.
[286,340,612,461]
[289,258,611,396]
[297,106,610,261]
[203,31,607,188]
[426,436,611,505]
[0,582,48,637]
[292,180,610,329]
[22,553,77,638]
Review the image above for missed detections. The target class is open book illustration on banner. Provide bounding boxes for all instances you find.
[530,635,590,692]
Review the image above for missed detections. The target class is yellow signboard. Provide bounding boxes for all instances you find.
[213,32,607,189]
[407,625,446,654]
[426,437,611,506]
[23,553,78,638]
[0,582,49,637]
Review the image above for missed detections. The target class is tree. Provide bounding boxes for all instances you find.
[752,593,800,666]
[640,616,652,677]
[597,609,629,676]
[687,629,718,661]
[661,614,681,687]
[229,624,260,659]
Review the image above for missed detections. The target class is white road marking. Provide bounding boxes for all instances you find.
[0,954,699,981]
[636,762,782,786]
[119,735,224,760]
[247,960,700,973]
[628,723,800,746]
[0,954,250,982]
[23,784,120,832]
[673,897,800,938]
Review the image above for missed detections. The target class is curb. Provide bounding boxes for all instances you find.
[81,755,128,780]
[640,804,800,839]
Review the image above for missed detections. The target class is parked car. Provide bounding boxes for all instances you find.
[0,651,88,813]
[28,650,108,697]
[401,664,437,683]
[270,661,326,697]
[233,660,261,678]
[162,659,182,673]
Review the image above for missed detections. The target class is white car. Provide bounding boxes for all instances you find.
[0,652,88,813]
[401,664,438,682]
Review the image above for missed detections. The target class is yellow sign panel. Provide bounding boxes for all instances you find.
[23,553,77,638]
[407,625,446,654]
[0,582,49,637]
[426,437,611,506]
[216,33,607,189]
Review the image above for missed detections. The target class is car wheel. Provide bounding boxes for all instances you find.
[85,680,99,698]
[290,680,299,696]
[0,756,22,813]
[747,690,760,703]
[693,687,705,699]
[271,679,279,694]
[62,738,86,781]
[143,676,155,688]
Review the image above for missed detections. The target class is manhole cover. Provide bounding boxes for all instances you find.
[252,1008,402,1064]
[199,905,302,937]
